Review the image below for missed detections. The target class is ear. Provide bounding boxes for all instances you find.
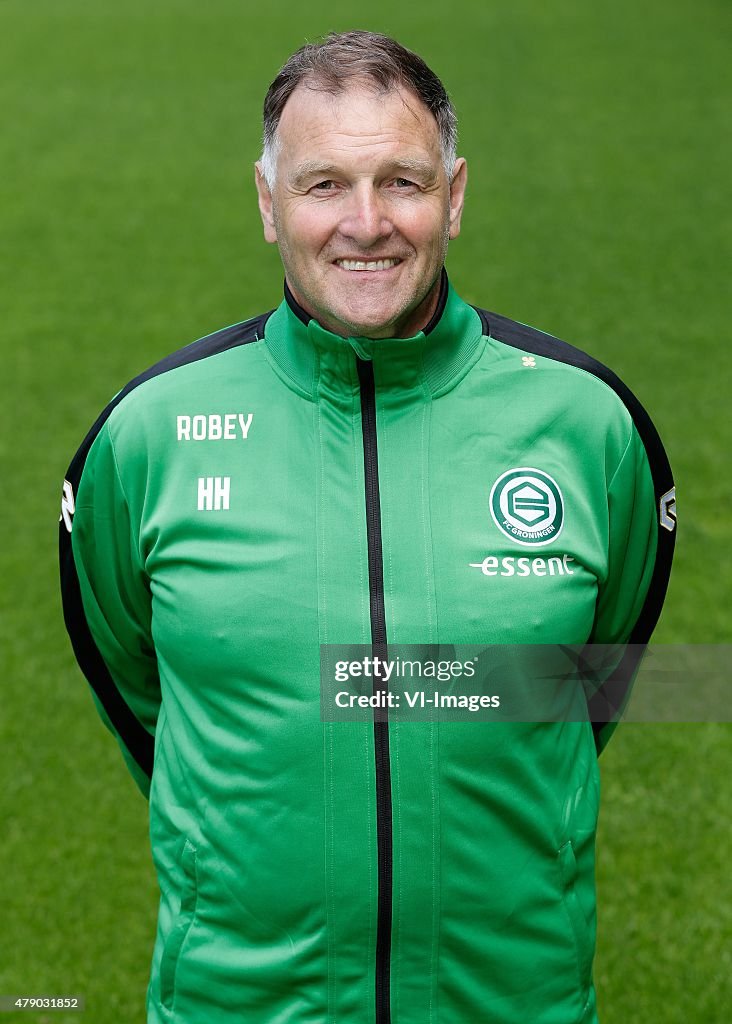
[447,158,468,240]
[255,162,278,244]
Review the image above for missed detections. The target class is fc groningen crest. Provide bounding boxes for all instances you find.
[490,468,564,546]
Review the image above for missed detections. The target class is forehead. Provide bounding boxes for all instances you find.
[276,80,442,171]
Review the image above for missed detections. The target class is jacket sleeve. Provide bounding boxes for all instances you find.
[587,418,676,754]
[59,416,159,798]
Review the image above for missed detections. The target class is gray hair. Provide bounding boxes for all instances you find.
[260,30,458,189]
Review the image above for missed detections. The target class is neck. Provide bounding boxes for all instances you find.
[265,269,486,399]
[284,270,447,340]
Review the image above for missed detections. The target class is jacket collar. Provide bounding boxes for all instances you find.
[263,267,485,400]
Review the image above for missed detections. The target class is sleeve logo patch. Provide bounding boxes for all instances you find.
[659,486,676,532]
[489,468,564,547]
[60,479,75,534]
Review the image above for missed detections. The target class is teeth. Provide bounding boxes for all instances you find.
[336,258,401,272]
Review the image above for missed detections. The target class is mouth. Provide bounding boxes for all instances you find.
[333,258,403,272]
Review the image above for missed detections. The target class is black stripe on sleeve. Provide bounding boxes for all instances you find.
[473,307,676,751]
[59,311,272,780]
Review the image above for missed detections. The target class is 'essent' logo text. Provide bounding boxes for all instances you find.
[470,554,575,577]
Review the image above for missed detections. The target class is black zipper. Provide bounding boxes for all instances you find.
[356,356,392,1024]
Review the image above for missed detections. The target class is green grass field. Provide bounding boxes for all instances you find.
[1,1,730,1021]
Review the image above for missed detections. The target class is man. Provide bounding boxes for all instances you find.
[59,30,675,1024]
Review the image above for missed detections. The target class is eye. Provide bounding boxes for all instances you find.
[394,178,416,188]
[312,180,336,192]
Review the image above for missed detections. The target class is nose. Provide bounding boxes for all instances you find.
[337,181,394,248]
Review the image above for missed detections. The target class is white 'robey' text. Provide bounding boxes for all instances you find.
[177,413,253,441]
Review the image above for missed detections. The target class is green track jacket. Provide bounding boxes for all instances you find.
[60,269,675,1023]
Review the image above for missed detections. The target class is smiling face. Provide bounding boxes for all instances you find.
[255,79,467,339]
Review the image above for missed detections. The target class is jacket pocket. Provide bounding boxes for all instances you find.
[557,839,594,988]
[160,838,198,1013]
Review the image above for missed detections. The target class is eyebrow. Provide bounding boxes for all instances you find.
[289,162,341,187]
[289,157,437,187]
